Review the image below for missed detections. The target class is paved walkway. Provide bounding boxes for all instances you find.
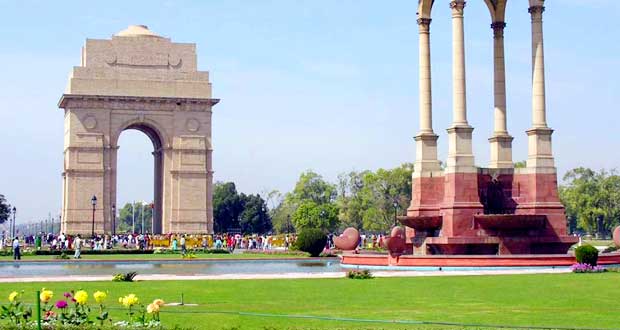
[0,268,570,283]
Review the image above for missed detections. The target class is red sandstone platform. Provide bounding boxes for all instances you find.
[340,252,620,268]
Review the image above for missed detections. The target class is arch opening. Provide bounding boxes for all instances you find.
[116,123,164,235]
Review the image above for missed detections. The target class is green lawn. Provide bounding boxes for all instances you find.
[582,239,614,247]
[0,252,310,261]
[1,274,618,330]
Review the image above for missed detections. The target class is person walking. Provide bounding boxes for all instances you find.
[180,235,187,255]
[12,237,21,260]
[73,234,82,259]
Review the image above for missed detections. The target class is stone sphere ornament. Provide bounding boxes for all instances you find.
[385,226,406,256]
[333,227,360,251]
[613,226,620,248]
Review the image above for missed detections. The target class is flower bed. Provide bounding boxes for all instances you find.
[571,263,606,273]
[0,289,167,329]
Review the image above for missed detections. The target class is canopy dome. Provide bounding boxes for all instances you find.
[114,25,162,38]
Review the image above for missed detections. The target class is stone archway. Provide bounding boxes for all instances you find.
[59,25,219,235]
[115,123,165,234]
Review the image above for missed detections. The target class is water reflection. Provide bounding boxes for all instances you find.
[0,259,341,278]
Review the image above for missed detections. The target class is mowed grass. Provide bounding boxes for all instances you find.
[1,273,618,330]
[0,252,309,261]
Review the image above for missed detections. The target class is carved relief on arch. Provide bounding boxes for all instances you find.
[103,49,183,69]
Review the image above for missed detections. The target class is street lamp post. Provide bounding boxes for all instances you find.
[11,207,16,238]
[393,201,398,227]
[91,195,97,238]
[150,202,154,234]
[112,203,116,236]
[132,201,135,233]
[141,202,145,234]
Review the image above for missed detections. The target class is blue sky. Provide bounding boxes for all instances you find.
[0,0,618,223]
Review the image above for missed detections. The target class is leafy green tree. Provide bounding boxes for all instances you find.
[560,168,620,236]
[336,163,413,232]
[291,201,339,231]
[239,193,272,234]
[270,201,296,234]
[287,171,336,205]
[284,171,340,232]
[514,161,527,168]
[118,202,152,233]
[336,171,369,230]
[0,195,11,225]
[213,182,244,233]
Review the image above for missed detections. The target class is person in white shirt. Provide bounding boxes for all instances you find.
[73,235,82,259]
[12,237,21,260]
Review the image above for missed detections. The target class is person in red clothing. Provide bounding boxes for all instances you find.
[227,235,235,253]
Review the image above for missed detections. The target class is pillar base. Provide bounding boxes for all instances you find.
[414,132,441,177]
[489,134,513,168]
[526,127,555,169]
[446,125,476,174]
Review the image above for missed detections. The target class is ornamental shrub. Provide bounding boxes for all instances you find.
[575,244,599,266]
[112,272,138,282]
[346,269,373,279]
[294,228,327,257]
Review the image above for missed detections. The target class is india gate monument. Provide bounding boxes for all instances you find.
[59,25,218,235]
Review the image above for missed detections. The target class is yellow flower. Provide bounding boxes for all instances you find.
[120,294,139,307]
[74,290,88,305]
[8,291,19,303]
[93,291,107,304]
[40,289,53,303]
[146,303,160,314]
[153,299,165,307]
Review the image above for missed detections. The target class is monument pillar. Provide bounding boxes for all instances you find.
[526,2,554,170]
[408,16,443,225]
[441,0,482,237]
[413,17,440,177]
[445,0,475,174]
[488,21,513,169]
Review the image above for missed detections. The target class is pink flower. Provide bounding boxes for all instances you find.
[55,300,68,309]
[63,292,72,298]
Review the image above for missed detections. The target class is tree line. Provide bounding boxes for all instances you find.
[559,168,620,236]
[214,163,413,234]
[3,166,616,236]
[215,165,620,237]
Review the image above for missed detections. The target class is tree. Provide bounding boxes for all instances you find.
[336,171,369,230]
[560,168,620,236]
[285,171,340,232]
[336,163,413,232]
[213,182,244,233]
[239,193,272,234]
[118,202,153,233]
[270,200,296,234]
[0,195,10,225]
[287,171,336,205]
[514,161,527,168]
[291,201,339,231]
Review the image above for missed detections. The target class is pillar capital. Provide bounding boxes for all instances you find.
[417,18,432,33]
[450,0,466,16]
[491,21,506,39]
[528,5,545,15]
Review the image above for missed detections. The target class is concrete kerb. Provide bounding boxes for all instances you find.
[0,268,570,283]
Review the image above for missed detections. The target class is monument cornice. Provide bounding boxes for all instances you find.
[58,94,220,112]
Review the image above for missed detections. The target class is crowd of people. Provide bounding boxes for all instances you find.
[2,231,302,259]
[2,230,389,261]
